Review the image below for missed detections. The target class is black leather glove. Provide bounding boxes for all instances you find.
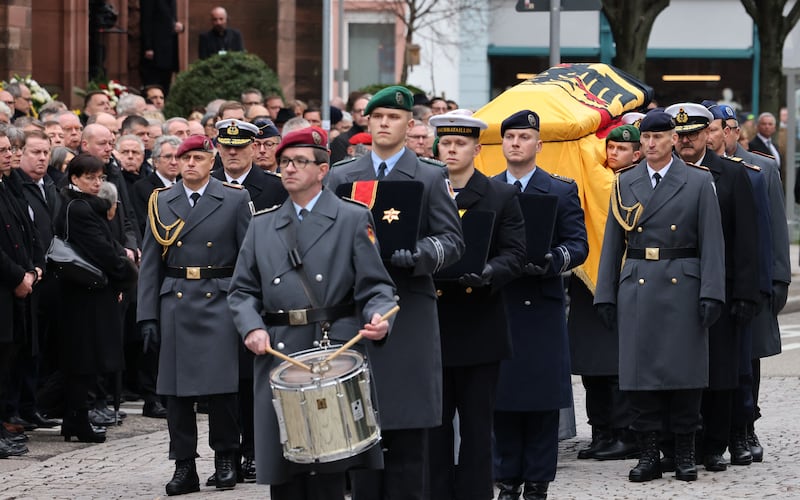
[730,300,757,324]
[524,253,553,276]
[140,320,160,354]
[390,248,420,268]
[458,264,494,288]
[700,299,723,328]
[772,281,789,316]
[595,303,617,331]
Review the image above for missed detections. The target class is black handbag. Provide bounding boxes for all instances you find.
[45,200,108,289]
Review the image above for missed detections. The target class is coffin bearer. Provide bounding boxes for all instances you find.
[492,110,588,499]
[325,85,464,499]
[137,134,252,496]
[569,124,641,462]
[594,111,725,482]
[427,110,526,499]
[227,126,397,500]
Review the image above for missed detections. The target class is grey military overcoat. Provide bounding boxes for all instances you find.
[326,149,464,429]
[227,188,397,485]
[594,158,726,391]
[137,178,252,396]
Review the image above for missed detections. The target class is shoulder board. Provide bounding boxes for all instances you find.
[332,157,358,169]
[723,156,760,171]
[223,181,244,189]
[419,157,446,168]
[341,196,369,209]
[615,164,637,174]
[550,172,575,184]
[153,185,171,192]
[265,170,282,178]
[750,150,775,160]
[685,162,710,172]
[250,203,281,216]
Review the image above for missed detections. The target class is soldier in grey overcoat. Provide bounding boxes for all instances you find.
[594,111,725,483]
[137,135,252,496]
[228,127,397,500]
[325,86,464,499]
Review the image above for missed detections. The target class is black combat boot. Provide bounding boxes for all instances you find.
[628,431,662,482]
[523,481,549,500]
[496,479,523,500]
[165,459,200,496]
[747,423,763,462]
[729,426,753,465]
[214,452,237,490]
[577,426,613,459]
[674,432,698,481]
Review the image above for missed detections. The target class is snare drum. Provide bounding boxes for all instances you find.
[269,347,380,464]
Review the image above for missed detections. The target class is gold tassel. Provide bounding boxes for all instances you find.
[147,190,185,259]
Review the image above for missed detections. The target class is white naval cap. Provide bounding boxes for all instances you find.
[663,103,714,134]
[429,109,488,138]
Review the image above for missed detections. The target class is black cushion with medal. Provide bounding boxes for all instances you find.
[518,193,558,264]
[334,180,424,259]
[435,210,495,280]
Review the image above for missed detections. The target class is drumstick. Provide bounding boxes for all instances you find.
[323,305,400,364]
[265,344,313,371]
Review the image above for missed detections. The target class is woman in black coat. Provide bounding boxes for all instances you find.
[53,154,137,443]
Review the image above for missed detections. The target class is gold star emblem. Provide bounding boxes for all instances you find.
[382,207,401,224]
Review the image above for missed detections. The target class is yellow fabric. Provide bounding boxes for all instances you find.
[474,63,650,289]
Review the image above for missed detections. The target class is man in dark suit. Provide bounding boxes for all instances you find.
[427,111,526,499]
[748,112,780,166]
[666,102,760,472]
[492,110,588,499]
[208,119,287,485]
[198,6,244,60]
[595,110,726,483]
[133,135,182,237]
[137,135,252,495]
[140,0,183,94]
[325,85,464,500]
[5,131,61,430]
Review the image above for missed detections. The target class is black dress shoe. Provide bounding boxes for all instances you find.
[7,415,37,432]
[214,453,237,489]
[748,430,764,462]
[496,480,522,500]
[703,453,727,471]
[240,457,256,482]
[577,427,613,459]
[593,438,641,461]
[142,401,168,419]
[88,408,116,427]
[523,481,549,500]
[1,425,28,443]
[166,459,200,496]
[21,411,62,429]
[0,437,28,457]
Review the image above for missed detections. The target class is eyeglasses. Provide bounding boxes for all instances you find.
[157,154,178,162]
[679,131,701,141]
[255,140,280,150]
[82,174,107,183]
[279,156,320,169]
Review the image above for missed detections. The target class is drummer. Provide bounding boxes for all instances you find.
[227,126,398,500]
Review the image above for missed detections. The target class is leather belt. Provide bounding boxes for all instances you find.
[165,266,234,279]
[263,303,355,326]
[627,247,697,261]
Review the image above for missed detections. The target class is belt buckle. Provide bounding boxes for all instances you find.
[288,309,308,326]
[645,247,660,261]
[185,267,201,279]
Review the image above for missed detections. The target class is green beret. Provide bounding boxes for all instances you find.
[606,125,640,143]
[364,85,413,116]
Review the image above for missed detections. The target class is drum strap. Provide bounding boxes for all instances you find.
[285,218,333,340]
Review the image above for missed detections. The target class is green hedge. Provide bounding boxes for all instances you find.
[165,52,283,118]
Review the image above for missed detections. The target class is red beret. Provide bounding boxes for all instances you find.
[177,134,214,157]
[275,126,328,158]
[348,132,372,145]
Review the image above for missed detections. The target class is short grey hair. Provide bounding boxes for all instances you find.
[97,181,118,206]
[162,117,189,135]
[116,94,146,116]
[115,134,144,152]
[152,135,181,159]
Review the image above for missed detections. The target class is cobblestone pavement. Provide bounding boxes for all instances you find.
[1,376,799,499]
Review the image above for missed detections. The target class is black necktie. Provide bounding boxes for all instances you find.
[299,208,308,222]
[377,162,387,181]
[513,180,523,191]
[190,192,201,207]
[230,180,239,184]
[653,172,661,189]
